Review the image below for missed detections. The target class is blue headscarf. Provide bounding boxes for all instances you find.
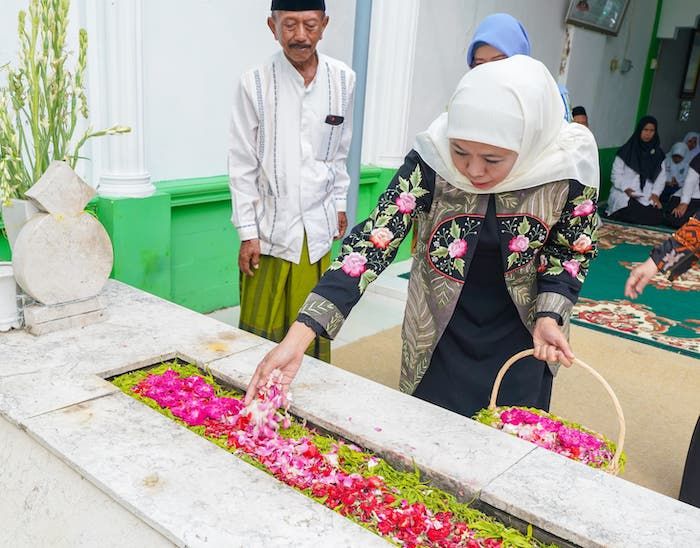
[466,13,531,67]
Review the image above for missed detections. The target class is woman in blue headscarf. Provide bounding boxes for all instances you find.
[466,13,531,68]
[465,14,573,121]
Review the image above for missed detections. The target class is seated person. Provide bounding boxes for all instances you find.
[664,151,700,228]
[572,105,588,127]
[605,116,665,225]
[661,142,689,203]
[684,131,700,163]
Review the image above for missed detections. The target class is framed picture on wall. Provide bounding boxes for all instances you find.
[565,0,629,36]
[681,27,700,99]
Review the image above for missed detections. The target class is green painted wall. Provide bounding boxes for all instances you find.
[636,0,663,123]
[0,219,9,261]
[598,147,618,202]
[97,177,240,313]
[97,193,172,300]
[161,176,239,313]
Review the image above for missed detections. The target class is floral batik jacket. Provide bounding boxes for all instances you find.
[299,150,599,394]
[650,213,700,279]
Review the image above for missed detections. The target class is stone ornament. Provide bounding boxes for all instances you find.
[12,161,113,305]
[25,160,97,214]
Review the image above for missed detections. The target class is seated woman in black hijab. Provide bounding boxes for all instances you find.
[605,116,666,225]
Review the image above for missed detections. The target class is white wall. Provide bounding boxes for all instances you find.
[566,0,658,149]
[1,0,355,185]
[0,2,27,77]
[406,0,569,152]
[0,0,662,178]
[141,0,355,182]
[657,0,700,39]
[648,28,700,148]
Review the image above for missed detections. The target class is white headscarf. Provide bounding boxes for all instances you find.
[683,131,700,162]
[414,55,599,194]
[667,141,689,184]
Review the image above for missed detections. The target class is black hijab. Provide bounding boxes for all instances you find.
[616,115,664,189]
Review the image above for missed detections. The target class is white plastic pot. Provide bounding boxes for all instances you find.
[0,262,20,331]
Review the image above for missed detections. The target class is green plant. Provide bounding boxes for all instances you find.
[0,0,130,204]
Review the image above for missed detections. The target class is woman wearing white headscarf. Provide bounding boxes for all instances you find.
[684,131,700,163]
[661,142,690,203]
[245,56,600,418]
[664,150,700,228]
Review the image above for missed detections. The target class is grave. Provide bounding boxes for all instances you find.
[1,281,699,546]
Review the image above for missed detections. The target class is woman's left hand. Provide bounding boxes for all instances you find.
[533,317,574,367]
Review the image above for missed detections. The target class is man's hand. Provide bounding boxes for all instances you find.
[624,257,659,299]
[533,316,574,367]
[239,239,261,276]
[624,188,636,197]
[672,202,689,218]
[650,194,662,209]
[335,212,348,240]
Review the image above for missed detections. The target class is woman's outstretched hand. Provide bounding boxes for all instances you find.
[244,322,316,405]
[533,316,574,367]
[624,257,659,299]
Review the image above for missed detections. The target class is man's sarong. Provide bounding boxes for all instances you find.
[239,237,331,362]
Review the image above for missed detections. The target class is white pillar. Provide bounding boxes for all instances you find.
[90,0,154,198]
[361,0,420,168]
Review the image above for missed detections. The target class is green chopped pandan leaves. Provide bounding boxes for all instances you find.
[112,363,555,547]
[311,434,335,454]
[472,407,501,427]
[278,422,309,440]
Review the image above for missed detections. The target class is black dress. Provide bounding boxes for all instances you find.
[413,195,553,418]
[680,416,700,508]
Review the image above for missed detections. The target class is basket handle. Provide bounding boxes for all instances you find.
[488,348,626,474]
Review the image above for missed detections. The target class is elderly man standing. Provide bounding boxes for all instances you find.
[228,0,355,362]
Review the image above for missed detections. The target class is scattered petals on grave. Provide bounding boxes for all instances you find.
[474,407,624,473]
[113,363,556,547]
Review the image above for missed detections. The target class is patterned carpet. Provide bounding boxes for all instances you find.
[572,221,699,358]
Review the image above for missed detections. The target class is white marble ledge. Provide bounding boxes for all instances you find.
[207,341,537,501]
[0,281,263,379]
[480,447,700,548]
[0,364,119,426]
[21,392,387,547]
[1,416,174,548]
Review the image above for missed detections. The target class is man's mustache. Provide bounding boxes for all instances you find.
[289,43,311,49]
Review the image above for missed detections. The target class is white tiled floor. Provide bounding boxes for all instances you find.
[206,259,412,349]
